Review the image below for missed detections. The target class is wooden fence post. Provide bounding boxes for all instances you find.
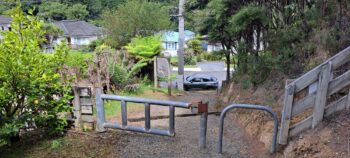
[312,62,332,128]
[72,86,81,128]
[279,83,295,145]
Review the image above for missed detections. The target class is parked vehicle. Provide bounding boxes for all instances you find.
[184,73,218,91]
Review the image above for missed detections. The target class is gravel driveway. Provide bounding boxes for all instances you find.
[103,91,256,158]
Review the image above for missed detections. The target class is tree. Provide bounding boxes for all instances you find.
[66,3,89,20]
[38,1,89,21]
[102,0,171,47]
[38,2,68,21]
[125,35,162,59]
[0,6,71,147]
[187,35,202,56]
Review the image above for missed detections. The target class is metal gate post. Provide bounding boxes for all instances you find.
[198,101,208,149]
[96,87,106,132]
[217,104,278,154]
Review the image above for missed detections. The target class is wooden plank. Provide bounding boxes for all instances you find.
[80,98,93,106]
[330,46,350,70]
[324,95,347,117]
[328,70,350,96]
[290,46,350,93]
[82,115,94,123]
[289,116,313,137]
[312,62,332,128]
[81,105,93,114]
[291,94,316,117]
[79,88,91,97]
[279,83,295,145]
[293,68,321,93]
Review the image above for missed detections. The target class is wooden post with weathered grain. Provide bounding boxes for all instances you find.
[312,62,332,128]
[72,86,81,128]
[279,83,295,145]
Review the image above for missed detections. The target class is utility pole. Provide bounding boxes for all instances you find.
[177,0,185,91]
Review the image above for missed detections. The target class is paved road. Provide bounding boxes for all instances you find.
[197,61,226,71]
[169,61,227,89]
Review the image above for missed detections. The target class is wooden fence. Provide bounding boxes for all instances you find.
[279,46,350,144]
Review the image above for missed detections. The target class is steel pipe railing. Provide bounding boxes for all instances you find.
[217,104,278,154]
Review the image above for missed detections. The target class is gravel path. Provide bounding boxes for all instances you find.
[104,91,252,158]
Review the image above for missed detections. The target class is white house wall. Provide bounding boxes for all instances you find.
[0,24,10,39]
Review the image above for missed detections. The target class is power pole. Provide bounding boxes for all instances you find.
[177,0,185,91]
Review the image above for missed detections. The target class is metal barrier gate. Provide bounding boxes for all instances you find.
[95,88,192,136]
[217,104,278,154]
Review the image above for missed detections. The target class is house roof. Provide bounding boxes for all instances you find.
[54,20,102,37]
[162,30,195,42]
[0,15,12,25]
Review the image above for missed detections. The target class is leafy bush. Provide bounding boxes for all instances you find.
[202,50,225,61]
[0,6,71,147]
[245,51,277,85]
[187,35,203,56]
[125,35,162,59]
[88,39,104,52]
[66,51,93,76]
[184,50,197,65]
[110,64,128,89]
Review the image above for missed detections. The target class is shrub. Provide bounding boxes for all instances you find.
[88,39,104,52]
[125,35,162,59]
[184,50,197,65]
[202,50,225,61]
[110,64,128,89]
[0,6,71,147]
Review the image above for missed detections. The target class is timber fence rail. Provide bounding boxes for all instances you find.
[279,46,350,144]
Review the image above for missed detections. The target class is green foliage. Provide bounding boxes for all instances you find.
[125,36,162,59]
[88,39,104,52]
[38,2,89,20]
[230,5,268,34]
[110,65,128,89]
[66,4,89,20]
[202,51,225,61]
[66,51,93,76]
[187,35,203,56]
[102,0,171,47]
[0,6,71,147]
[184,49,197,65]
[38,2,69,20]
[50,139,62,149]
[246,51,277,85]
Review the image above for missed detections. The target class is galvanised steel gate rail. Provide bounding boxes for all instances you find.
[95,88,191,136]
[217,104,278,154]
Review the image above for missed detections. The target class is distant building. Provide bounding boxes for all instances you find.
[53,20,103,48]
[161,30,195,57]
[0,15,12,39]
[200,35,224,53]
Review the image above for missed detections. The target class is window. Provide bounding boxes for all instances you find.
[166,42,177,50]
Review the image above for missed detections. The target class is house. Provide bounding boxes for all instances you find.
[200,35,224,53]
[53,20,103,48]
[0,15,12,39]
[161,30,195,57]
